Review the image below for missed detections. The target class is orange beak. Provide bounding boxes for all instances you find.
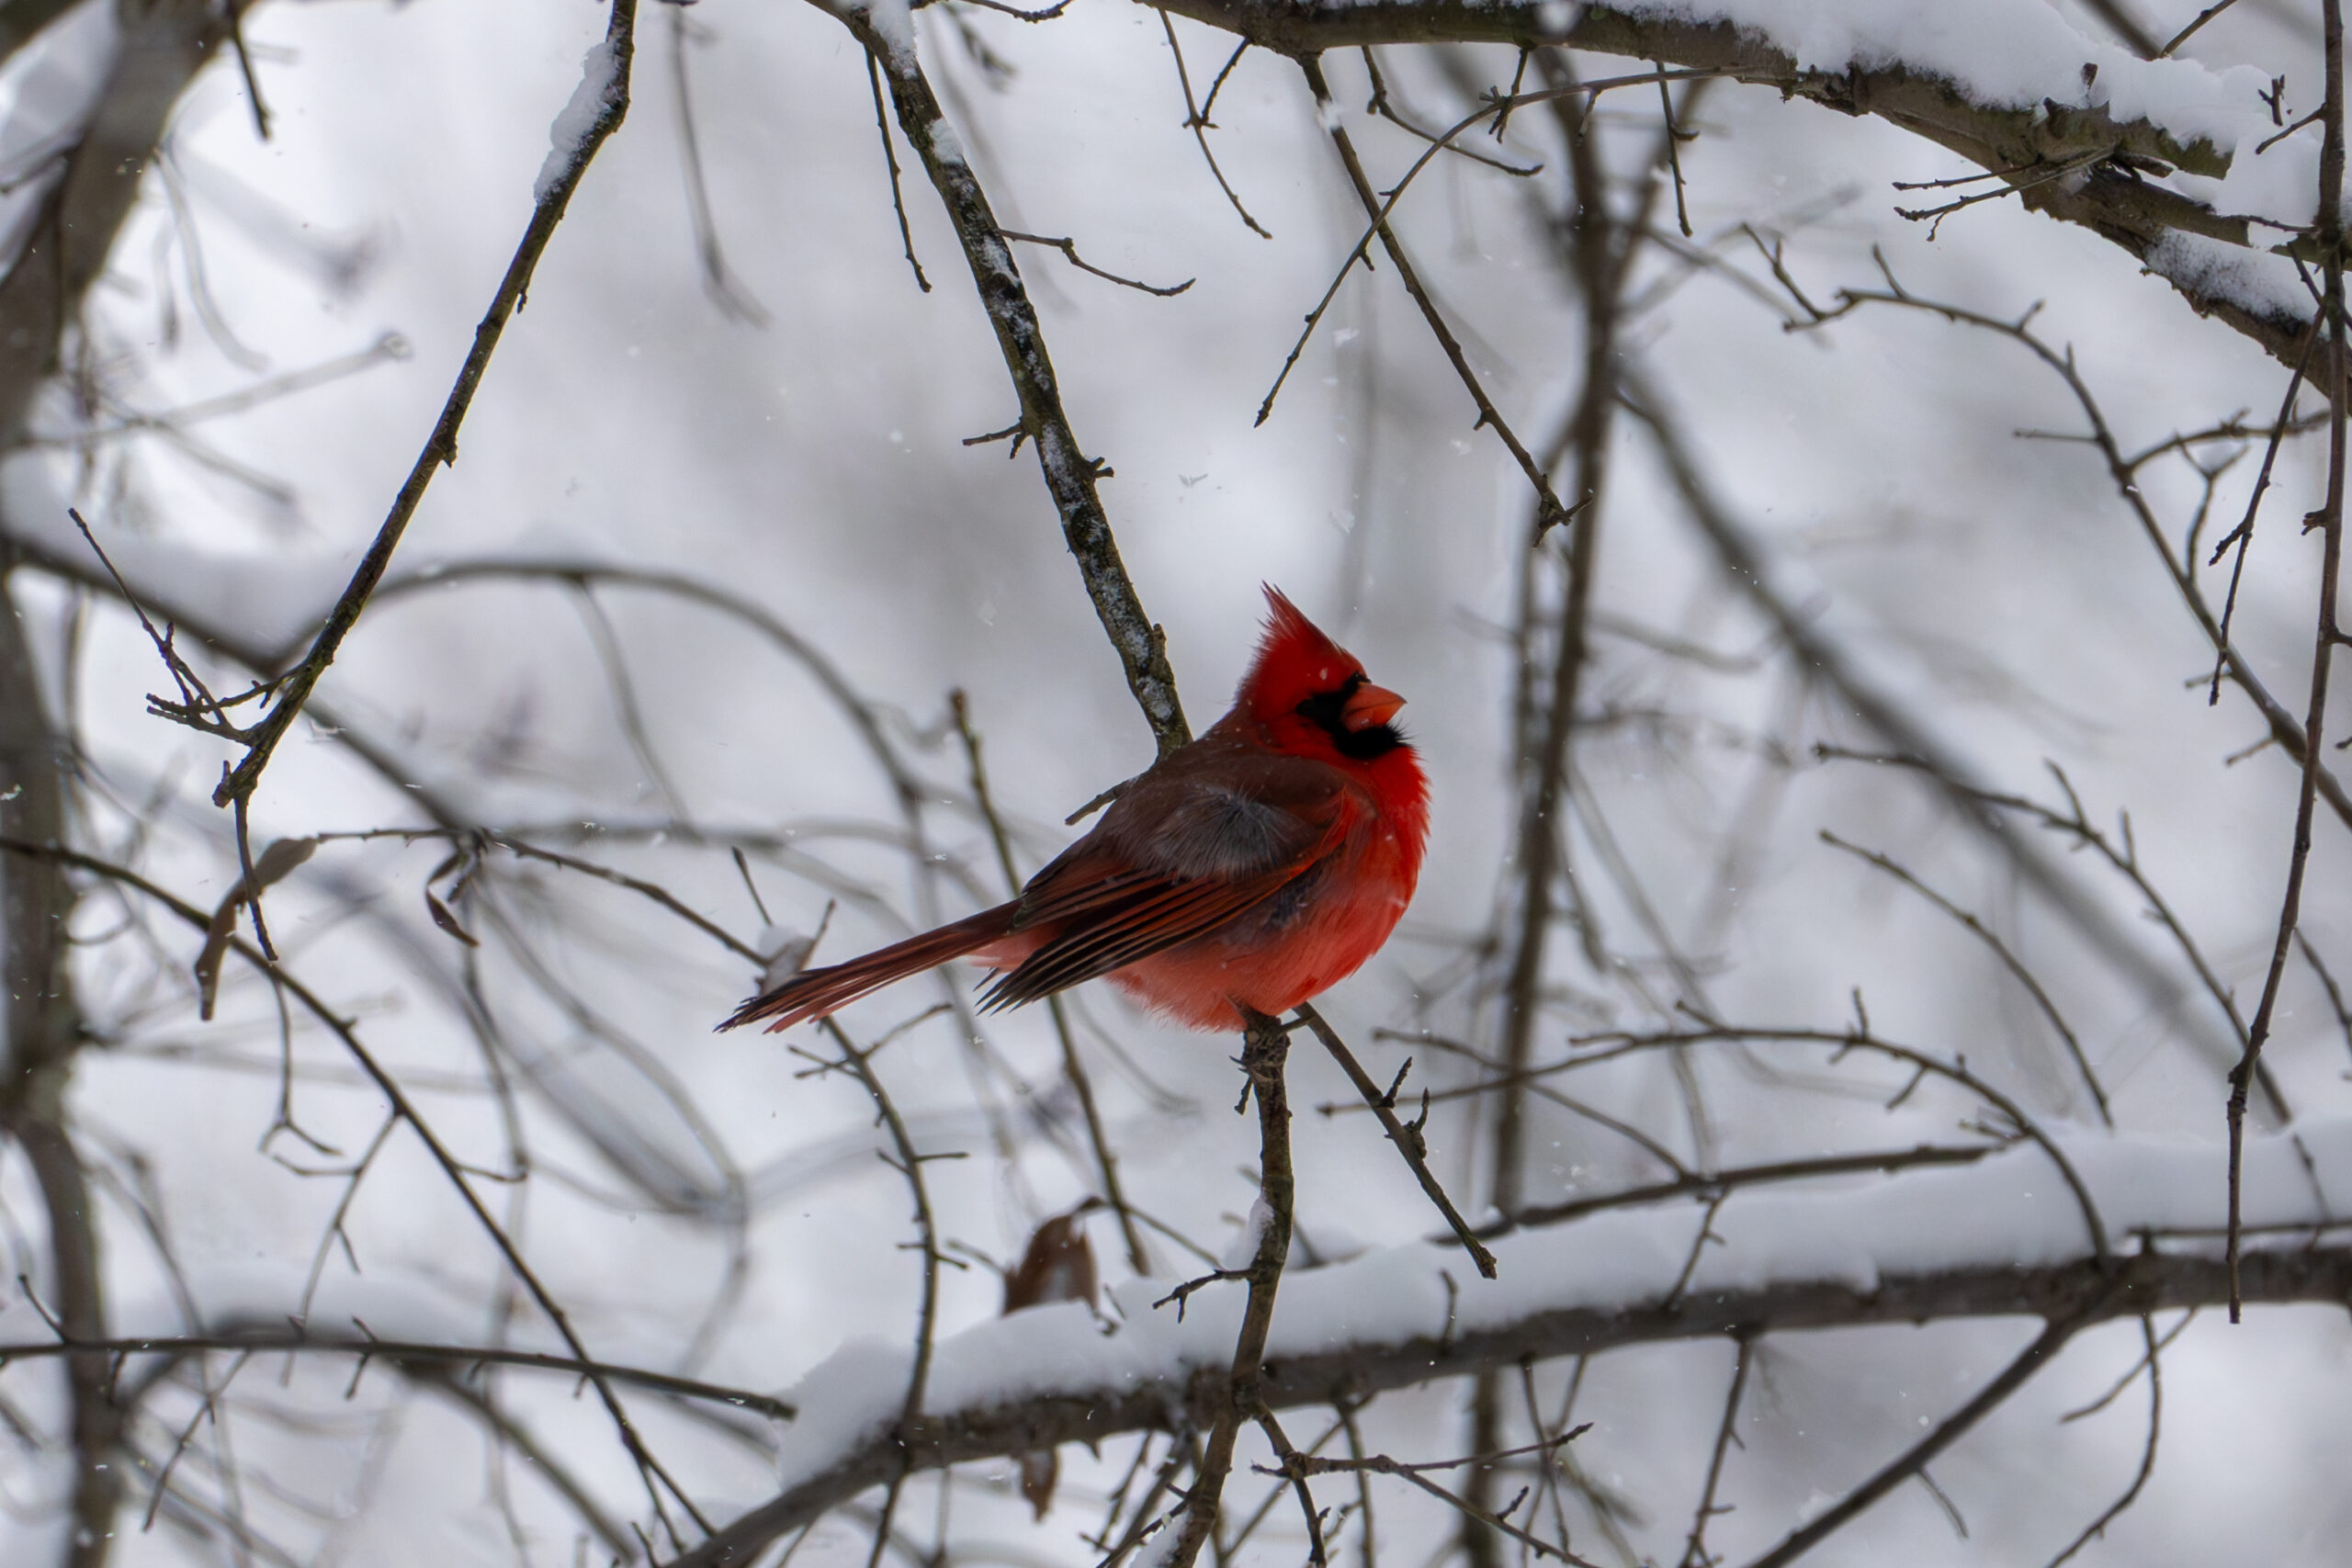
[1341,682,1406,731]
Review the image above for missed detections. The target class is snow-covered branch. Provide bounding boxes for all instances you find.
[670,1118,2352,1567]
[1150,0,2315,360]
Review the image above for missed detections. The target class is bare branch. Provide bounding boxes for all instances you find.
[1162,1007,1297,1568]
[1295,1004,1494,1278]
[180,0,640,813]
[1819,830,2110,1126]
[2227,0,2346,1321]
[836,2,1190,751]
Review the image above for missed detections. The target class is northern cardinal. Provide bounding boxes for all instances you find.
[719,587,1429,1033]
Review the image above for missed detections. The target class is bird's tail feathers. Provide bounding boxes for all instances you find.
[717,902,1020,1033]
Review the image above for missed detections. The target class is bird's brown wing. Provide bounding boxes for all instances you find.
[978,749,1359,1011]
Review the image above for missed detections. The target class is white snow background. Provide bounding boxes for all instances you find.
[0,0,2346,1564]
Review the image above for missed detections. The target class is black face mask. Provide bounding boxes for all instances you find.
[1295,672,1407,761]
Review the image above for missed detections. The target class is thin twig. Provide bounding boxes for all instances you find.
[1452,1023,2112,1265]
[1480,1144,1996,1238]
[1360,48,1541,177]
[1272,1436,1603,1567]
[948,690,1151,1275]
[1294,1004,1494,1278]
[1251,1409,1330,1565]
[671,2,771,322]
[2041,1315,2165,1568]
[1815,749,2285,1117]
[1657,63,1692,238]
[1819,830,2111,1126]
[169,0,640,816]
[867,51,932,293]
[842,13,1191,752]
[818,1018,945,1568]
[1259,64,1723,432]
[1678,1334,1752,1568]
[999,231,1193,295]
[2299,933,2352,1067]
[2228,0,2346,1323]
[1156,10,1270,238]
[0,1325,796,1419]
[2204,307,2324,704]
[2159,0,2246,56]
[225,0,271,139]
[1782,266,2352,835]
[1742,1306,2108,1568]
[0,835,713,1539]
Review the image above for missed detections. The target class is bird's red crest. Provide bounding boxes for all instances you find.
[1238,586,1363,721]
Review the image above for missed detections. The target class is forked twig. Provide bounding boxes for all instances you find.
[1819,830,2111,1126]
[163,0,641,820]
[1293,1004,1495,1278]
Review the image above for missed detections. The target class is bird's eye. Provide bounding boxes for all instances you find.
[1293,672,1365,727]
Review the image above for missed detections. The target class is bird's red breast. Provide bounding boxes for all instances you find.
[719,586,1430,1033]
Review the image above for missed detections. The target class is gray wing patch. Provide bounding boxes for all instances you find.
[1134,782,1322,882]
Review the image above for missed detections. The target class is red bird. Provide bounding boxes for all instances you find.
[719,588,1430,1033]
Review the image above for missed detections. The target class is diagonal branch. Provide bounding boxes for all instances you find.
[1739,1309,2100,1568]
[831,0,1190,753]
[1296,55,1571,532]
[1617,371,2291,1102]
[180,0,639,813]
